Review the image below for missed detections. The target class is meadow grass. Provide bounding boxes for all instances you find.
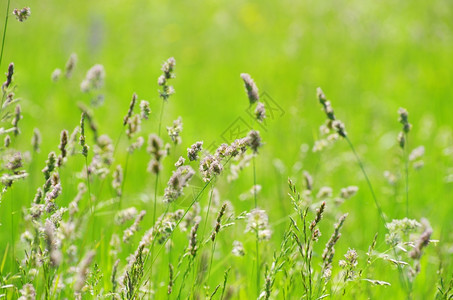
[1,0,453,299]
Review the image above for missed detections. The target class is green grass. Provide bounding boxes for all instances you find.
[1,0,453,298]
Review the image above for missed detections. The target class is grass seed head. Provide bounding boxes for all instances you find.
[18,283,36,299]
[44,219,62,267]
[409,219,433,260]
[245,208,272,241]
[158,57,176,101]
[175,156,185,167]
[340,186,359,200]
[140,100,151,120]
[316,87,327,104]
[310,201,326,231]
[80,64,105,93]
[232,240,245,256]
[317,186,332,199]
[332,120,347,137]
[74,250,96,293]
[2,63,14,91]
[57,130,69,166]
[42,152,57,181]
[123,210,146,243]
[168,263,174,295]
[200,154,224,182]
[167,117,183,145]
[13,7,31,22]
[240,73,259,105]
[65,53,77,78]
[163,165,195,203]
[51,68,62,82]
[211,203,227,242]
[303,171,313,191]
[126,114,141,139]
[247,130,262,153]
[123,93,137,126]
[79,113,89,157]
[188,220,200,257]
[322,213,348,268]
[188,141,203,161]
[12,104,22,136]
[255,102,266,122]
[115,207,138,225]
[111,259,120,294]
[112,165,123,197]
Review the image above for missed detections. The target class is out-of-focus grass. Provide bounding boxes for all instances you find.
[1,0,452,298]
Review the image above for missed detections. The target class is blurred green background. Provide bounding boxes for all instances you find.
[1,0,453,297]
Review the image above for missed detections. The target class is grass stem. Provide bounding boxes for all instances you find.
[0,0,11,69]
[404,133,409,217]
[345,137,386,225]
[253,154,260,295]
[118,151,130,209]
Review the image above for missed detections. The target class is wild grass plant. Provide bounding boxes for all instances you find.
[1,1,453,299]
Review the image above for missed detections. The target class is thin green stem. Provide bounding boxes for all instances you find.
[118,151,130,209]
[152,174,159,229]
[220,267,231,300]
[84,156,92,214]
[202,185,215,242]
[148,99,165,295]
[404,133,409,218]
[1,92,6,115]
[176,257,194,300]
[196,184,215,287]
[253,156,257,209]
[255,228,260,295]
[249,110,260,295]
[84,155,95,243]
[207,240,216,283]
[168,203,173,265]
[148,171,159,292]
[0,0,11,69]
[113,130,124,156]
[390,246,411,299]
[158,100,165,136]
[345,137,386,226]
[146,203,171,299]
[253,155,260,295]
[10,188,14,269]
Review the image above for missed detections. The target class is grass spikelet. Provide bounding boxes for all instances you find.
[79,112,89,157]
[322,213,348,269]
[64,53,77,78]
[74,250,96,294]
[57,129,68,167]
[123,93,137,126]
[240,73,259,105]
[123,210,146,243]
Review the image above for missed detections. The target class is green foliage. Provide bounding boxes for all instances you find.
[0,0,452,299]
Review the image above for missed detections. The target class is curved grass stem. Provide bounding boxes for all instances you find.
[253,155,260,295]
[148,99,166,291]
[84,155,96,243]
[117,151,130,209]
[404,133,409,217]
[202,184,215,242]
[345,137,386,226]
[0,0,11,69]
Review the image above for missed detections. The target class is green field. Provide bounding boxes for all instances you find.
[1,0,452,298]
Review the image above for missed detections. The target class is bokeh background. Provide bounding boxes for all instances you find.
[1,0,453,297]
